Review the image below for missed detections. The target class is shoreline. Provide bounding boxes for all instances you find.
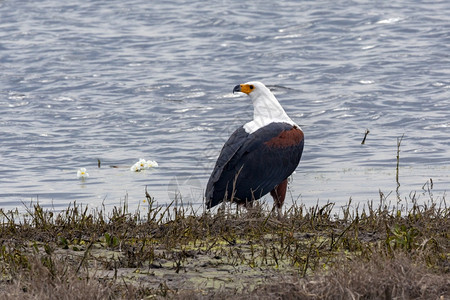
[1,196,448,299]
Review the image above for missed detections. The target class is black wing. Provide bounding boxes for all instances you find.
[205,126,249,207]
[205,122,304,208]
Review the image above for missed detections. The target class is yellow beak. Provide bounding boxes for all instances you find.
[233,84,254,94]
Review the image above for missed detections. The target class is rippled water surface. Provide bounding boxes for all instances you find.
[1,0,449,212]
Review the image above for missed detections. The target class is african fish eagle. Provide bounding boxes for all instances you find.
[205,81,304,212]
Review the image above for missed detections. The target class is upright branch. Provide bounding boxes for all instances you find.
[396,134,404,188]
[361,129,370,145]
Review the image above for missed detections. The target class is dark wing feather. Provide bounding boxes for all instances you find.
[205,127,249,207]
[205,122,304,208]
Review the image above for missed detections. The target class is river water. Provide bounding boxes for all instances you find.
[1,0,449,213]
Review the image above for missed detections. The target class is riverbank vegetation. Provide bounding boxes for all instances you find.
[0,189,448,299]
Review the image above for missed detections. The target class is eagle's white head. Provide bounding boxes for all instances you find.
[233,81,298,134]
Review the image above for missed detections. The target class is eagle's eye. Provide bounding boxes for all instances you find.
[249,85,254,90]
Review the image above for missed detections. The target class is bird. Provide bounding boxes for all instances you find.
[205,81,304,214]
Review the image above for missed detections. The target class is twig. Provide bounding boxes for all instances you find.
[396,134,404,187]
[76,240,94,274]
[361,129,370,145]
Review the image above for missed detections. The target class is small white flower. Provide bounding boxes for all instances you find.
[130,163,140,172]
[77,168,89,179]
[138,158,146,168]
[145,160,159,169]
[130,158,158,172]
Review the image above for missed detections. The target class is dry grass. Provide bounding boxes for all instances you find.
[0,191,448,299]
[247,253,449,300]
[1,256,114,300]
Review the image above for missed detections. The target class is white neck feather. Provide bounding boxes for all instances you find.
[243,83,297,134]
